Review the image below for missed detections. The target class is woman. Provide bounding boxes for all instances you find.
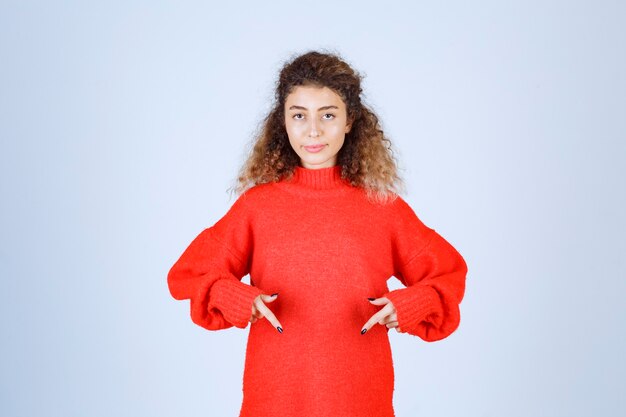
[167,50,468,417]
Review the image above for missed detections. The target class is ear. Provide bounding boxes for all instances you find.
[345,119,353,134]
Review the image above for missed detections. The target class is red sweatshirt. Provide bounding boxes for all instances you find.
[167,164,468,417]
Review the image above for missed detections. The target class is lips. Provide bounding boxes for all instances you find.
[304,144,326,153]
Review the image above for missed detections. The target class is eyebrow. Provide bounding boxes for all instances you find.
[288,105,339,111]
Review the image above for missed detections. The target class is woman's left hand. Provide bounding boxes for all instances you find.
[361,297,402,335]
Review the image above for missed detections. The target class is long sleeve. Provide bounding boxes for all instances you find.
[167,192,263,331]
[383,196,468,342]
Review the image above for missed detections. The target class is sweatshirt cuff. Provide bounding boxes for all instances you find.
[383,285,443,334]
[207,278,264,329]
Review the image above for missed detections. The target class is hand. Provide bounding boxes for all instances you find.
[361,297,402,335]
[250,293,283,333]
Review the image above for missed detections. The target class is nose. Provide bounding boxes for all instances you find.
[308,119,320,138]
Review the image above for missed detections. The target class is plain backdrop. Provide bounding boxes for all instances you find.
[1,1,625,416]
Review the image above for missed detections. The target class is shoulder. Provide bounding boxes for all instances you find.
[382,193,435,236]
[225,182,278,214]
[374,192,415,218]
[210,184,275,235]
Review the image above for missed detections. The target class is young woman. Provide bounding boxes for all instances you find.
[167,50,468,417]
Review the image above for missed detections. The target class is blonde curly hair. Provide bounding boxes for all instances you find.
[228,49,406,205]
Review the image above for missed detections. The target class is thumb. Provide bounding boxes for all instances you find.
[261,293,279,303]
[367,297,388,305]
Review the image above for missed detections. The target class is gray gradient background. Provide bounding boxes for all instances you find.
[1,1,624,416]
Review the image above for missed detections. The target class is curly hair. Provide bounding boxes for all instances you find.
[227,49,406,205]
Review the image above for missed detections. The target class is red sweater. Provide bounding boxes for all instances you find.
[167,164,468,417]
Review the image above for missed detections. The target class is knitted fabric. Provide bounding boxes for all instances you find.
[167,164,468,417]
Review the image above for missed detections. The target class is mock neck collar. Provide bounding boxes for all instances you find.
[273,164,356,198]
[290,165,345,190]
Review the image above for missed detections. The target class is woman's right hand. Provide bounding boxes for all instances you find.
[250,293,283,333]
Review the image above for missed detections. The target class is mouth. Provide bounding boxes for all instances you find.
[304,144,326,153]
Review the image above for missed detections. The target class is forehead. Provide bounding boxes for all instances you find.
[285,85,345,108]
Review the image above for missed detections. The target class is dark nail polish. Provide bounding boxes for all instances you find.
[361,328,367,335]
[277,326,283,333]
[271,293,279,297]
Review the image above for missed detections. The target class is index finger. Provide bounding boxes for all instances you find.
[361,302,395,334]
[257,302,283,333]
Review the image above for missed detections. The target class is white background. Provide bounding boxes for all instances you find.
[1,1,624,416]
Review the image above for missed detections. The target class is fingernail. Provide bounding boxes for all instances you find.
[361,328,367,335]
[277,326,283,333]
[367,297,375,301]
[271,293,279,297]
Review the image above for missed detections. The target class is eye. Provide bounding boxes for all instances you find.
[293,113,304,120]
[322,113,336,120]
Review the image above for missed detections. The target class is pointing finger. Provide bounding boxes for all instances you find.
[361,302,395,335]
[251,293,277,320]
[257,302,283,334]
[360,310,385,335]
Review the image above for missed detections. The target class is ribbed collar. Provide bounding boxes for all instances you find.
[291,165,345,190]
[275,164,353,197]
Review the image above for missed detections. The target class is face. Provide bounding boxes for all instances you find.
[284,85,352,169]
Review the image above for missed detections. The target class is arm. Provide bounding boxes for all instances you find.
[383,196,468,342]
[167,192,263,331]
